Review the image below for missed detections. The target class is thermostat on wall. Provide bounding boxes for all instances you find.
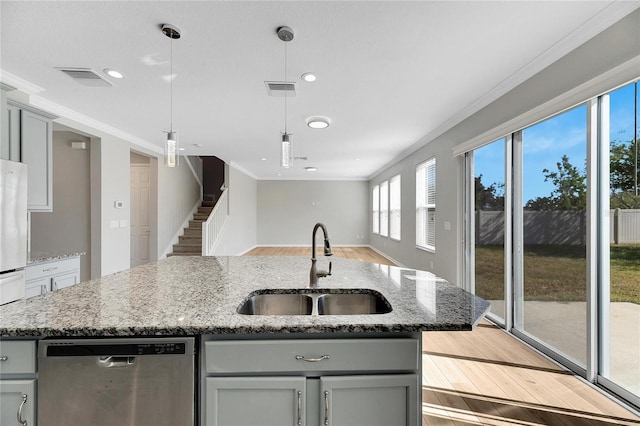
[71,141,86,150]
[114,201,124,209]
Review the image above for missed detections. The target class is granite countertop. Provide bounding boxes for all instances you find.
[0,256,489,337]
[28,250,85,265]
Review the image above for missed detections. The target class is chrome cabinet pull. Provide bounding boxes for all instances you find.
[297,391,302,425]
[295,354,329,362]
[324,391,329,425]
[17,393,27,426]
[42,267,58,272]
[0,355,8,361]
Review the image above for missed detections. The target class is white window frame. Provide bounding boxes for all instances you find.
[380,180,389,237]
[372,185,380,234]
[416,158,436,251]
[389,174,401,241]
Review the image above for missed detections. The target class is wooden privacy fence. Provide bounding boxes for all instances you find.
[476,209,640,245]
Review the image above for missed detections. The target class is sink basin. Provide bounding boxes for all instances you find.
[317,293,392,315]
[237,294,313,315]
[237,289,392,315]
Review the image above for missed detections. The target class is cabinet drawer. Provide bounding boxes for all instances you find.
[204,338,418,374]
[26,256,80,281]
[0,341,36,374]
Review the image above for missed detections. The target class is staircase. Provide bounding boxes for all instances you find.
[167,201,215,257]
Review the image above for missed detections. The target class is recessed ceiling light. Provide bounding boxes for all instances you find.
[305,167,318,172]
[355,158,361,161]
[178,148,185,151]
[104,68,124,79]
[301,72,317,82]
[261,157,267,161]
[307,117,330,129]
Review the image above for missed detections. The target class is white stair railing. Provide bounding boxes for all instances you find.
[202,188,229,255]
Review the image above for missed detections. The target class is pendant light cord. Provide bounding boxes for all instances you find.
[170,35,173,133]
[284,41,288,134]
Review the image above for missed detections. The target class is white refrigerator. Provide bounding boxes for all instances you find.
[0,159,28,304]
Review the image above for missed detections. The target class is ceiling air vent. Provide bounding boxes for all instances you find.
[264,81,296,97]
[57,67,113,87]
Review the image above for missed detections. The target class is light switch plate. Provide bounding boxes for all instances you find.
[119,220,128,228]
[110,220,119,228]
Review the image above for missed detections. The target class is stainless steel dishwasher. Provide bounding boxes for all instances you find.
[38,337,195,426]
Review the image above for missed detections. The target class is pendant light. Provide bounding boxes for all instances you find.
[162,23,181,168]
[278,26,294,168]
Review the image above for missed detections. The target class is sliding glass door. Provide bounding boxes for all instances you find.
[518,105,588,367]
[472,139,506,323]
[465,80,640,408]
[600,82,640,401]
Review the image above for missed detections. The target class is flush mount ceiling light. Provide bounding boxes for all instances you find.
[307,117,330,129]
[301,72,317,82]
[277,26,295,169]
[104,68,124,79]
[162,23,181,168]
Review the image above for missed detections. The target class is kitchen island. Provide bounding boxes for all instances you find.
[0,256,489,425]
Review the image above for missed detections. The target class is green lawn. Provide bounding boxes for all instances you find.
[475,244,640,304]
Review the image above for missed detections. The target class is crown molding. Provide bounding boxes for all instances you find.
[0,69,44,94]
[29,95,163,155]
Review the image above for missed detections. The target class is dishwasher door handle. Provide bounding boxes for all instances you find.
[97,356,136,368]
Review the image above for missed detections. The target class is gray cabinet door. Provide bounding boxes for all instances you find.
[0,379,35,426]
[21,109,52,211]
[2,104,21,161]
[206,376,306,426]
[320,374,419,426]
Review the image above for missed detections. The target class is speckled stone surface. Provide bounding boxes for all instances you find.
[0,256,489,337]
[28,251,85,264]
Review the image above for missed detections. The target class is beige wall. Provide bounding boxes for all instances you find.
[31,131,91,281]
[212,165,258,255]
[257,180,369,246]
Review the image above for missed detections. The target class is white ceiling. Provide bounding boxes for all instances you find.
[1,1,638,180]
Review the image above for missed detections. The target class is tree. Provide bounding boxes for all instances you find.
[475,174,504,210]
[609,138,640,208]
[525,154,586,210]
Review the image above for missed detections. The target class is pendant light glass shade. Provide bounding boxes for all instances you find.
[165,131,179,168]
[281,133,291,168]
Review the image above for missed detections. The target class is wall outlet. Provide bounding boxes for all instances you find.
[444,221,451,231]
[119,220,128,228]
[110,220,118,229]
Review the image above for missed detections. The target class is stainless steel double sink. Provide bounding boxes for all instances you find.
[237,289,392,316]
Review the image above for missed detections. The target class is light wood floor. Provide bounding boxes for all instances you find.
[246,247,640,425]
[423,321,640,425]
[244,246,396,266]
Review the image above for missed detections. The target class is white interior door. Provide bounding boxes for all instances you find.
[130,165,151,267]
